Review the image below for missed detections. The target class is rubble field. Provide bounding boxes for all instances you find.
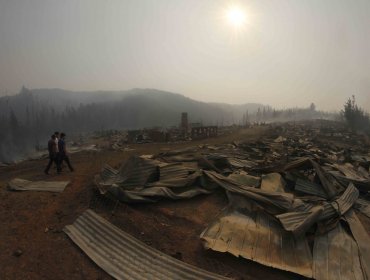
[1,121,369,280]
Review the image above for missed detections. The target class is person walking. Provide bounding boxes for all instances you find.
[58,132,74,172]
[54,131,60,152]
[44,134,60,174]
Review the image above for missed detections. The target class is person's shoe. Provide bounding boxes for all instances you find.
[44,170,49,175]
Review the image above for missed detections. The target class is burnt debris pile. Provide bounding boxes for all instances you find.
[95,121,370,279]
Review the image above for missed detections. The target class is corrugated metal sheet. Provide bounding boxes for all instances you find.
[97,165,120,187]
[355,198,370,218]
[227,158,256,169]
[161,146,198,156]
[276,206,324,236]
[330,183,359,216]
[117,156,159,187]
[344,210,370,280]
[328,171,370,192]
[64,210,229,280]
[7,178,69,192]
[101,164,119,178]
[251,157,310,173]
[311,160,343,199]
[260,173,286,193]
[159,163,193,180]
[277,183,359,234]
[201,210,313,278]
[295,178,328,198]
[313,223,365,280]
[332,163,368,181]
[227,173,260,187]
[108,185,213,203]
[203,171,294,212]
[252,158,343,197]
[95,156,214,202]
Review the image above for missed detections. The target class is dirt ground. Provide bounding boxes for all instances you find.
[0,127,317,280]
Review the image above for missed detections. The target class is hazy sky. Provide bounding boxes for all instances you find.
[0,0,369,110]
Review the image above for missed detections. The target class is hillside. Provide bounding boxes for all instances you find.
[0,87,265,127]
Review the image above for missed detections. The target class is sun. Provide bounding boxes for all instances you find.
[225,5,247,29]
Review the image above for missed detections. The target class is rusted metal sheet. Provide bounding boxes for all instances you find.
[355,198,370,218]
[117,156,160,187]
[7,178,69,193]
[295,178,328,199]
[251,157,311,173]
[311,160,343,199]
[203,170,294,213]
[277,183,359,235]
[329,171,370,192]
[260,173,286,193]
[313,223,365,280]
[276,206,324,237]
[227,173,260,187]
[333,183,359,214]
[200,210,313,278]
[95,156,212,202]
[227,158,256,169]
[332,163,369,181]
[344,210,370,280]
[159,163,193,180]
[64,210,229,280]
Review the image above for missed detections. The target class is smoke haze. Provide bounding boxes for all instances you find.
[1,0,369,110]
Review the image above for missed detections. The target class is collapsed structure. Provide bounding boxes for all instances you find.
[94,121,370,279]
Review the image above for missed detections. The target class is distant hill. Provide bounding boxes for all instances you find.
[0,87,267,129]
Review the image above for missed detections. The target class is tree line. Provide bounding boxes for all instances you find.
[0,88,366,163]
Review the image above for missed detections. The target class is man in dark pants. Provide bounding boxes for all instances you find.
[58,133,74,172]
[44,134,61,174]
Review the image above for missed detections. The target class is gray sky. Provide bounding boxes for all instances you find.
[0,0,369,110]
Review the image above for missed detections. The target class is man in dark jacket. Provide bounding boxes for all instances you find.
[44,134,61,174]
[58,133,74,172]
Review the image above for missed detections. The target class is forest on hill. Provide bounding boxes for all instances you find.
[0,87,334,162]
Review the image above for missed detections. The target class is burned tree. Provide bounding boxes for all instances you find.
[342,95,370,132]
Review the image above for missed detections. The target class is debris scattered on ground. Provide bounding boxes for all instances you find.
[13,249,23,257]
[0,162,10,167]
[93,120,370,279]
[68,144,99,154]
[8,178,70,193]
[95,155,216,203]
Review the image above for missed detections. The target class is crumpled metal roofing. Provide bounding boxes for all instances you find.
[64,210,229,280]
[277,183,359,235]
[95,156,212,203]
[200,166,369,279]
[328,170,370,192]
[355,198,370,218]
[313,222,365,280]
[93,141,370,279]
[117,156,160,187]
[200,210,313,278]
[344,210,370,280]
[203,170,294,213]
[295,178,328,198]
[159,163,194,180]
[7,178,69,192]
[276,206,324,237]
[260,173,286,193]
